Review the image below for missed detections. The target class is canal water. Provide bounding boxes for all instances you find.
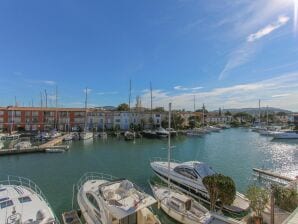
[0,128,297,223]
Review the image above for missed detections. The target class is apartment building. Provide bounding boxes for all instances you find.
[0,107,164,132]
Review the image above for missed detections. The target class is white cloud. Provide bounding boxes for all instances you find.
[247,16,290,42]
[42,80,56,85]
[141,72,298,111]
[83,88,92,94]
[174,85,203,91]
[97,91,118,95]
[219,43,257,80]
[272,93,291,98]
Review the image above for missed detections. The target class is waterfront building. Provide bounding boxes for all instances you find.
[205,115,233,124]
[0,106,165,132]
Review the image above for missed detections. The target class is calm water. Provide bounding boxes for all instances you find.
[0,128,297,223]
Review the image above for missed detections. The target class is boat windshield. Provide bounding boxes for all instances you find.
[194,163,215,178]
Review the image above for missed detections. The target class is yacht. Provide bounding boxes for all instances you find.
[99,132,108,139]
[79,131,94,140]
[155,127,169,138]
[0,141,4,149]
[76,172,161,224]
[45,148,66,153]
[124,131,135,141]
[151,185,212,224]
[0,175,59,224]
[142,130,157,139]
[63,133,74,141]
[150,160,250,215]
[272,130,298,139]
[14,141,32,149]
[165,128,177,137]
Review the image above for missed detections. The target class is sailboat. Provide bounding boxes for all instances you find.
[80,88,94,140]
[150,103,212,224]
[125,79,136,141]
[98,112,108,139]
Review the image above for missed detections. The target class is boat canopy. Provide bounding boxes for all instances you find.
[193,162,215,178]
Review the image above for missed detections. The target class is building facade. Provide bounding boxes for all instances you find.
[0,107,165,132]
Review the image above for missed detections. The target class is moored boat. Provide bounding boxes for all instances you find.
[124,131,135,141]
[155,127,169,138]
[150,160,250,215]
[0,175,59,224]
[14,141,32,149]
[151,184,212,224]
[272,130,298,139]
[45,148,66,153]
[76,172,161,224]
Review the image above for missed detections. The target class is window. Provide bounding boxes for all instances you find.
[174,167,198,180]
[0,200,13,209]
[86,193,100,210]
[18,196,32,203]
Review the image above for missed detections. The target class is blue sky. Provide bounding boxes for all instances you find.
[0,0,298,111]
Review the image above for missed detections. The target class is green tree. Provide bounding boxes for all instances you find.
[224,111,232,116]
[152,107,164,112]
[202,175,219,211]
[117,103,129,111]
[202,174,236,211]
[217,175,236,210]
[272,185,298,212]
[246,185,269,219]
[188,116,201,129]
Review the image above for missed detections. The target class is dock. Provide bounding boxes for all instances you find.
[39,134,69,148]
[0,134,70,156]
[253,168,294,182]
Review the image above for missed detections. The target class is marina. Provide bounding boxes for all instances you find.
[0,128,297,223]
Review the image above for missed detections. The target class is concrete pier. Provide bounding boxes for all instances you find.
[253,168,294,182]
[0,134,70,156]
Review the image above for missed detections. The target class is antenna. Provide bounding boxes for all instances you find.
[40,94,42,107]
[167,102,172,188]
[129,79,132,111]
[44,89,48,108]
[193,95,196,112]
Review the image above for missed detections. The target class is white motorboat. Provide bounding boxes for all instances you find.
[14,141,32,149]
[273,130,298,139]
[5,133,21,140]
[166,128,177,136]
[124,131,135,141]
[63,133,74,141]
[150,160,250,215]
[80,132,94,140]
[50,130,61,139]
[151,185,212,224]
[0,175,59,224]
[206,126,221,132]
[45,148,65,153]
[0,141,4,149]
[155,127,169,138]
[98,132,108,139]
[151,103,211,224]
[76,172,161,224]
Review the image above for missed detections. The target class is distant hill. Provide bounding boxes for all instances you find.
[217,107,293,115]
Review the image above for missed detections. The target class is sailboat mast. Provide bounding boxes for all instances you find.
[129,80,131,111]
[202,104,205,126]
[266,105,269,126]
[55,86,58,130]
[193,95,196,112]
[84,87,88,131]
[150,82,153,125]
[259,99,261,124]
[167,102,172,188]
